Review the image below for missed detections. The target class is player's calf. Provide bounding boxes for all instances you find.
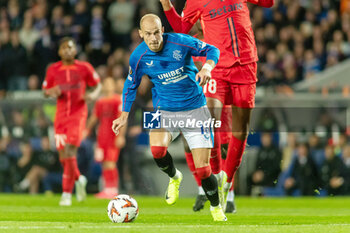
[151,146,182,204]
[197,165,227,221]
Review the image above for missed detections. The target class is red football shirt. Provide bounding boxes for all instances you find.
[182,0,258,68]
[42,60,100,121]
[93,94,122,148]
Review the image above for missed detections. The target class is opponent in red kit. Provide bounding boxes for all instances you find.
[42,37,101,206]
[85,77,126,199]
[160,0,274,212]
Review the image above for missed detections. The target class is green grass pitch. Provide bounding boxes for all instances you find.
[0,194,350,233]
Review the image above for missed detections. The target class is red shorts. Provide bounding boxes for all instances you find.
[204,63,257,108]
[219,105,232,144]
[54,117,86,150]
[97,146,120,162]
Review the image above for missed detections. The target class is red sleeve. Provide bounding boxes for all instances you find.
[248,0,274,7]
[84,62,100,86]
[164,5,197,33]
[42,65,55,89]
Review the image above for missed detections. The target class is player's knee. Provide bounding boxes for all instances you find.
[196,166,212,180]
[151,146,168,159]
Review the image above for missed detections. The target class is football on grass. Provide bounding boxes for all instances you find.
[107,194,139,223]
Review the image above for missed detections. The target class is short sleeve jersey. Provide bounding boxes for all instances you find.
[93,94,122,148]
[42,60,100,120]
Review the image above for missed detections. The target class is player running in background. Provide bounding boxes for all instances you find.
[84,77,126,199]
[112,14,227,221]
[42,37,101,206]
[160,0,274,212]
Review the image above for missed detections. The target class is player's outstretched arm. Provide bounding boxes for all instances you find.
[159,0,193,33]
[248,0,274,8]
[112,111,129,136]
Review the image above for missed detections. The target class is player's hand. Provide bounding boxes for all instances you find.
[45,86,61,98]
[159,0,172,11]
[112,112,129,136]
[115,136,126,148]
[196,68,211,86]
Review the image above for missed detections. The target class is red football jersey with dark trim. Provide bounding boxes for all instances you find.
[182,0,258,68]
[93,94,122,148]
[42,60,100,121]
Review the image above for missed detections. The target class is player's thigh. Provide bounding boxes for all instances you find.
[149,128,172,147]
[66,117,86,147]
[231,83,256,109]
[229,63,257,108]
[181,133,191,153]
[231,105,253,134]
[54,117,85,152]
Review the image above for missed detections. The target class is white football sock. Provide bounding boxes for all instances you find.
[171,169,182,180]
[227,190,235,202]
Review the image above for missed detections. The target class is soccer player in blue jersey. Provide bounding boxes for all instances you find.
[112,14,226,221]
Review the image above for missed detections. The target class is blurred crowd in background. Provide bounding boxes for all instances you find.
[1,0,350,196]
[0,0,349,94]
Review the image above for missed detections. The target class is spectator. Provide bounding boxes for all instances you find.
[50,5,65,42]
[308,134,325,168]
[72,0,90,47]
[321,145,347,196]
[0,137,13,192]
[86,5,110,67]
[7,110,31,159]
[7,0,22,30]
[248,133,282,195]
[107,0,135,49]
[32,0,48,31]
[342,144,350,194]
[18,11,40,53]
[284,143,320,196]
[32,26,57,82]
[18,137,59,194]
[3,31,29,91]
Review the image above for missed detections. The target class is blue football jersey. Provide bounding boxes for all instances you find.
[122,33,220,112]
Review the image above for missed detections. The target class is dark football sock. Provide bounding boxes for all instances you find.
[201,174,219,207]
[154,151,176,177]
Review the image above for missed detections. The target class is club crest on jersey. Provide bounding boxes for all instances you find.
[129,66,133,75]
[173,50,182,61]
[146,60,154,67]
